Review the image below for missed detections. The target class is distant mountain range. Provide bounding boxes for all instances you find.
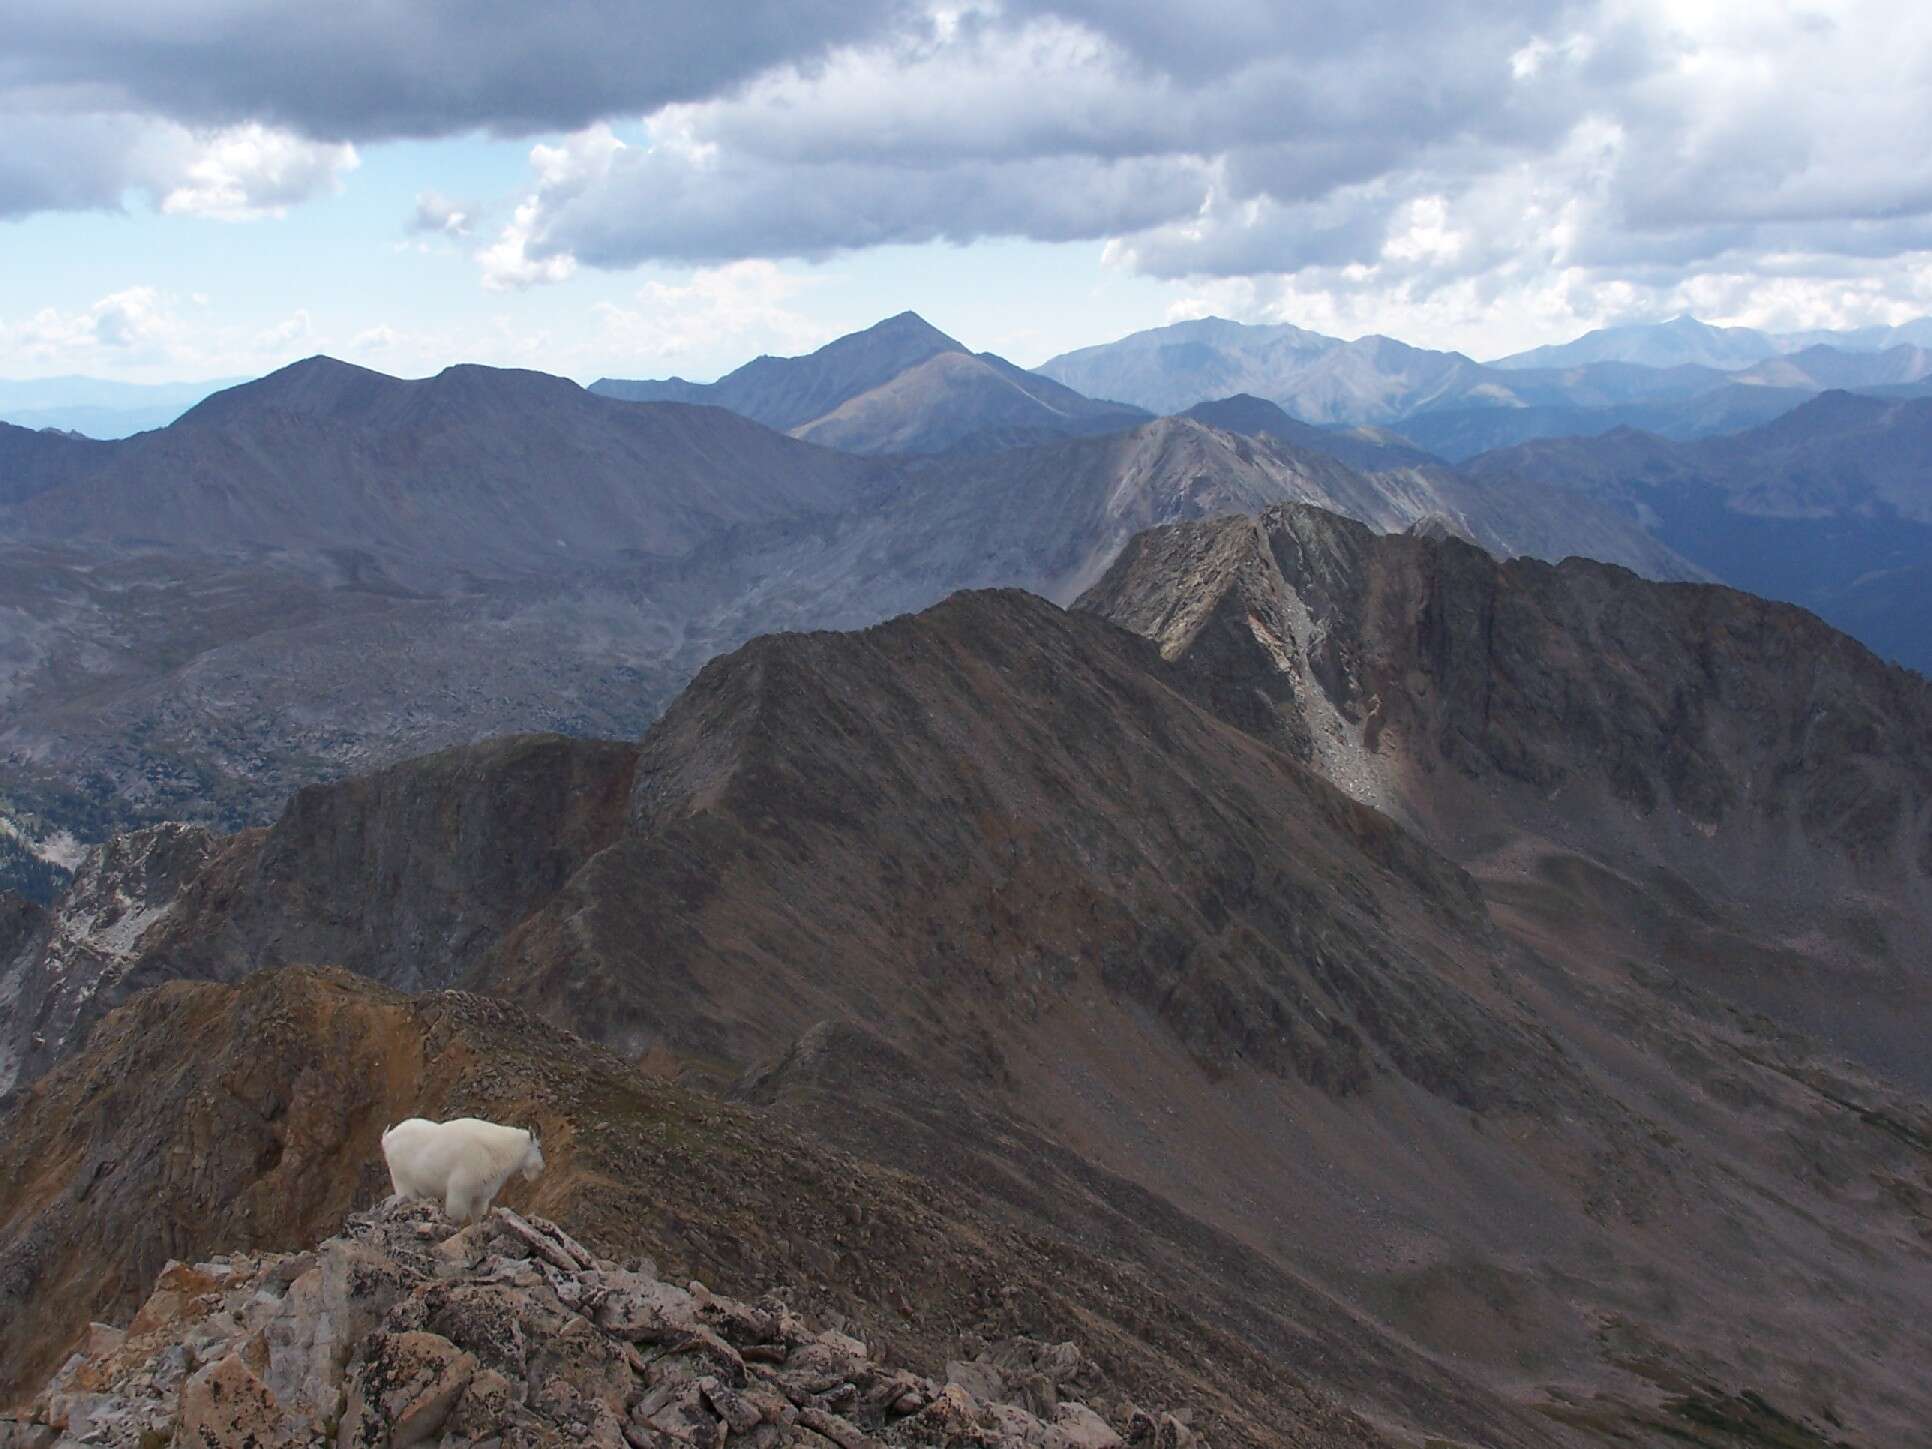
[0,374,241,439]
[1489,312,1932,370]
[4,357,881,569]
[0,307,1928,878]
[592,311,1149,455]
[1035,314,1932,458]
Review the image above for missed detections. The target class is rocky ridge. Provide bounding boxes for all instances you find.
[1466,392,1932,672]
[1079,503,1932,910]
[2,1197,1191,1449]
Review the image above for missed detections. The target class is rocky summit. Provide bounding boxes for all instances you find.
[2,1195,1193,1449]
[0,967,1359,1447]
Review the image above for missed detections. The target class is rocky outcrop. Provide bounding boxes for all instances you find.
[3,1197,1197,1448]
[1080,504,1932,922]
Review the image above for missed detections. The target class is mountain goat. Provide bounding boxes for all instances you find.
[380,1116,545,1222]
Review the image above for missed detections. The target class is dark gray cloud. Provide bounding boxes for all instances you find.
[543,148,1212,268]
[0,113,150,216]
[1012,0,1581,85]
[5,0,916,140]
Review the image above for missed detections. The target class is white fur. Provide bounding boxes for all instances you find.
[380,1116,545,1222]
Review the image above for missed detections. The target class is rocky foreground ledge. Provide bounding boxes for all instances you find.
[1,1198,1203,1448]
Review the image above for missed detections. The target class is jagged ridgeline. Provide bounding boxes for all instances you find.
[0,345,1692,859]
[4,507,1930,1447]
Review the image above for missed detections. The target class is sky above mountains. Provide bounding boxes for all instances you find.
[6,0,1931,384]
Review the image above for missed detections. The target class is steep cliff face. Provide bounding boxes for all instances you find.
[0,822,225,1093]
[137,733,639,993]
[0,735,636,1095]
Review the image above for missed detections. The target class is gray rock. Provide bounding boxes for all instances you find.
[338,1330,477,1448]
[8,1198,1197,1449]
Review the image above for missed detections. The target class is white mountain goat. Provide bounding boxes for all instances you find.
[380,1116,545,1222]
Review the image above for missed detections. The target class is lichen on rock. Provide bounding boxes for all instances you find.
[0,1198,1197,1448]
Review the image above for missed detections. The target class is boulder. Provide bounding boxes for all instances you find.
[177,1351,302,1448]
[337,1330,477,1448]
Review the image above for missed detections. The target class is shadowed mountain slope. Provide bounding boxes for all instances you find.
[0,422,110,506]
[1,357,888,569]
[1179,395,1441,472]
[1078,504,1932,1080]
[1384,383,1819,461]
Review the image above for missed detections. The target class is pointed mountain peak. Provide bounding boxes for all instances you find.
[864,310,966,350]
[1180,394,1297,430]
[254,354,388,391]
[174,355,395,426]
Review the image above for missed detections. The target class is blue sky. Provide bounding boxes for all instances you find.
[6,1,1931,385]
